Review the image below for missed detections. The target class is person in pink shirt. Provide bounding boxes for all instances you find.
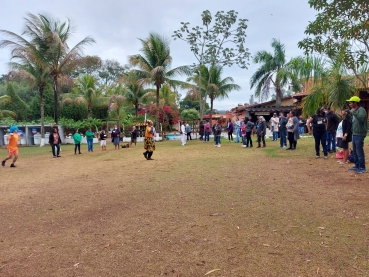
[203,120,211,142]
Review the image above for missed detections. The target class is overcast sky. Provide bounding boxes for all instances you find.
[0,0,318,110]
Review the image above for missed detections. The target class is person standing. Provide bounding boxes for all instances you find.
[245,117,254,148]
[204,120,211,142]
[278,113,288,148]
[130,126,137,147]
[73,129,82,155]
[100,130,107,150]
[298,115,306,135]
[185,123,192,140]
[347,96,367,173]
[180,121,187,146]
[336,110,352,164]
[286,111,300,150]
[256,116,266,148]
[85,127,94,152]
[234,118,241,143]
[271,113,279,141]
[240,119,247,147]
[2,126,20,167]
[199,121,204,141]
[143,120,155,160]
[49,127,62,158]
[326,106,340,153]
[307,108,328,159]
[214,120,222,147]
[226,118,234,142]
[111,125,120,150]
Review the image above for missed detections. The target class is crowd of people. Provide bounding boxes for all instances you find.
[1,97,367,172]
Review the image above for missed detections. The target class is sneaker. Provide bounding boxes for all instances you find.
[324,156,328,159]
[356,169,367,174]
[217,145,221,147]
[214,144,218,147]
[57,155,61,157]
[10,164,16,168]
[53,156,57,158]
[283,146,287,148]
[242,145,246,148]
[1,160,5,166]
[316,156,320,158]
[348,166,358,171]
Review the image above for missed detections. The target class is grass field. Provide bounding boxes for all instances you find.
[0,137,368,277]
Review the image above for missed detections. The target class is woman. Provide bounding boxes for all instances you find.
[111,125,120,150]
[226,118,234,142]
[100,129,107,150]
[286,111,299,150]
[180,121,187,146]
[199,121,204,141]
[214,120,222,147]
[203,120,211,142]
[85,127,94,152]
[307,107,328,159]
[73,129,82,155]
[143,120,155,160]
[245,117,254,148]
[256,116,266,148]
[271,113,279,141]
[336,109,352,164]
[240,119,247,147]
[49,127,62,158]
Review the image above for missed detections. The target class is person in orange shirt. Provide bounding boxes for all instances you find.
[143,120,155,160]
[2,126,20,167]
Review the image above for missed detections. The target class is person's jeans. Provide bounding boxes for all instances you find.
[87,138,93,151]
[228,131,233,141]
[51,143,60,157]
[352,135,366,169]
[235,128,240,142]
[313,130,327,157]
[246,132,252,147]
[242,135,246,145]
[299,126,304,135]
[204,131,210,141]
[74,143,81,154]
[326,132,336,152]
[215,136,221,145]
[257,135,265,146]
[187,132,192,140]
[273,131,278,141]
[279,130,287,147]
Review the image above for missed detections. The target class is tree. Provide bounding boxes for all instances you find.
[1,83,29,120]
[173,10,250,117]
[179,94,209,112]
[0,94,16,119]
[180,108,199,120]
[129,33,190,130]
[250,39,300,107]
[108,84,126,129]
[196,65,240,123]
[62,75,107,118]
[99,59,129,87]
[298,0,369,89]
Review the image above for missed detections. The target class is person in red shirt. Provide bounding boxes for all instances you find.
[2,126,20,167]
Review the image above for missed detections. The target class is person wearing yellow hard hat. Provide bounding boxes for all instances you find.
[346,96,367,174]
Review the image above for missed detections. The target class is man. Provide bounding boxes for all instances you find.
[111,125,120,150]
[2,126,20,167]
[326,106,339,153]
[185,123,192,140]
[180,121,187,146]
[234,118,241,143]
[270,113,279,141]
[278,113,288,148]
[298,115,306,135]
[347,96,367,174]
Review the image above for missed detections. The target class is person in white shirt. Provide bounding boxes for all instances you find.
[180,121,187,146]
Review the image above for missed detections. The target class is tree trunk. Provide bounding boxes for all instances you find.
[135,103,138,118]
[209,97,214,127]
[53,76,59,124]
[40,86,45,139]
[276,87,282,108]
[156,85,160,132]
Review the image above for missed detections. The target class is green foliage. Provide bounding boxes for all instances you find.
[0,81,36,103]
[179,94,209,112]
[180,108,199,120]
[1,83,30,120]
[59,102,88,121]
[59,117,103,133]
[98,59,128,86]
[29,86,54,119]
[298,0,369,88]
[91,104,109,119]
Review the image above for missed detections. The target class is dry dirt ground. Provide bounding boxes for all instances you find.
[0,137,368,277]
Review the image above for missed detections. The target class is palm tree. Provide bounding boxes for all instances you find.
[129,33,190,130]
[190,65,240,124]
[250,39,300,107]
[61,75,108,118]
[0,95,16,119]
[107,84,126,129]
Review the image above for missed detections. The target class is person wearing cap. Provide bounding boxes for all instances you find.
[347,96,367,173]
[2,126,20,167]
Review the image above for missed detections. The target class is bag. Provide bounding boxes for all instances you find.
[335,150,344,159]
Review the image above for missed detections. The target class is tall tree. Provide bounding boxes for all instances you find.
[0,95,16,119]
[298,0,369,89]
[129,33,190,130]
[250,39,300,107]
[173,10,250,117]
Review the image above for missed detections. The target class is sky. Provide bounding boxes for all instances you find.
[0,0,318,111]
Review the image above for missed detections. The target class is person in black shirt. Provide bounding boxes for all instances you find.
[130,126,137,147]
[307,107,328,158]
[326,106,339,153]
[99,130,107,150]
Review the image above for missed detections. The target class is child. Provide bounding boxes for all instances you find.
[73,129,82,154]
[2,126,20,167]
[130,126,137,147]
